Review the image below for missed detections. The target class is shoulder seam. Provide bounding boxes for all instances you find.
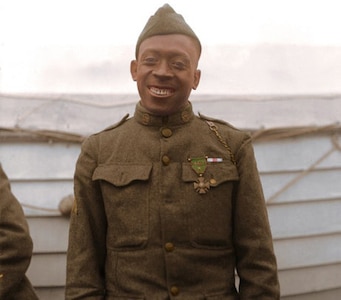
[198,112,240,131]
[94,113,130,135]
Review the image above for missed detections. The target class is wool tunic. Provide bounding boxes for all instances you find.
[0,164,39,300]
[66,102,280,299]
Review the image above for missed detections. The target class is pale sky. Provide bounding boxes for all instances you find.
[1,0,341,94]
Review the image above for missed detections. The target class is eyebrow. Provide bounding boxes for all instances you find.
[141,48,190,58]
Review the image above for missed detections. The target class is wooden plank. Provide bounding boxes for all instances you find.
[27,252,341,295]
[2,134,340,178]
[27,253,66,286]
[26,199,341,254]
[191,96,341,130]
[1,94,340,298]
[11,181,73,215]
[28,216,69,253]
[268,199,341,239]
[254,135,341,172]
[28,227,341,286]
[274,233,341,270]
[3,150,341,205]
[30,271,341,300]
[13,169,341,215]
[1,94,341,134]
[39,288,340,300]
[27,198,341,253]
[281,288,341,300]
[0,94,133,135]
[27,253,341,297]
[5,161,341,216]
[260,169,341,203]
[279,263,341,297]
[0,143,80,180]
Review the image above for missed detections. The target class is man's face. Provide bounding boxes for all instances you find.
[130,34,201,116]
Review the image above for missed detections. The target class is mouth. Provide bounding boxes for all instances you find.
[149,86,175,97]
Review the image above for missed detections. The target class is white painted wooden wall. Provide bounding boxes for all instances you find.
[1,93,341,299]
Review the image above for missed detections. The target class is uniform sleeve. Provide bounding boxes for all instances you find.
[0,165,35,298]
[65,137,107,299]
[232,137,280,299]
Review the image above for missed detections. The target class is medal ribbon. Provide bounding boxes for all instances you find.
[190,157,207,175]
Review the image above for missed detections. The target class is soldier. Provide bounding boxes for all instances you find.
[66,3,280,299]
[0,164,39,299]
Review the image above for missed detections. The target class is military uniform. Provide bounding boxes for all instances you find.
[0,164,39,300]
[66,102,280,299]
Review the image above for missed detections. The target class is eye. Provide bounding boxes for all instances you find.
[171,60,187,70]
[143,56,157,65]
[170,56,190,70]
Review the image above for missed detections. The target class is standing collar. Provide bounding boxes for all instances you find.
[134,101,194,126]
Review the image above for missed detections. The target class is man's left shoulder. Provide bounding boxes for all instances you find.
[197,113,244,134]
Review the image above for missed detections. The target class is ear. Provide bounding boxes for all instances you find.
[130,60,138,81]
[192,69,201,90]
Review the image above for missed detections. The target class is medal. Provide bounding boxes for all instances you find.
[190,157,207,174]
[189,157,210,194]
[194,176,210,194]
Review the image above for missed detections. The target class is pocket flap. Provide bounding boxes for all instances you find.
[93,164,152,186]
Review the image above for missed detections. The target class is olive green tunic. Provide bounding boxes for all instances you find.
[66,102,280,299]
[0,164,39,300]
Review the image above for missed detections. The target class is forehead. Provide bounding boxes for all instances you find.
[137,34,200,59]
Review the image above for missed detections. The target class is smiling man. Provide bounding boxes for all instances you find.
[66,4,280,299]
[131,33,201,116]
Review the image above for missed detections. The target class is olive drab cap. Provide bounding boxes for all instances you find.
[135,3,201,57]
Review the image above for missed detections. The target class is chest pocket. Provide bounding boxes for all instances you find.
[182,162,239,249]
[182,162,239,186]
[93,163,152,250]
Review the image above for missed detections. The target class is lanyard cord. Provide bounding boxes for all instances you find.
[206,121,236,165]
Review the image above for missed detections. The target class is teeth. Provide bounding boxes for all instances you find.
[150,87,172,95]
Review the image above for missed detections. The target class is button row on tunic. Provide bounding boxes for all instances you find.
[164,242,175,252]
[161,128,173,138]
[162,155,171,165]
[165,244,178,295]
[160,126,178,297]
[170,286,179,296]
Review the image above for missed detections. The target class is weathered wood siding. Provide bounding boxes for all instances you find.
[0,142,78,299]
[1,93,341,299]
[255,134,341,299]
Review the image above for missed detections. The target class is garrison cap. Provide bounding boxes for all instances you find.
[135,3,201,57]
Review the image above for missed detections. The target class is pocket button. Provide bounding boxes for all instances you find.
[164,242,175,252]
[170,286,179,296]
[162,155,171,166]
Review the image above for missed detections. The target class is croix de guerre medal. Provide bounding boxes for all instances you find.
[189,157,210,194]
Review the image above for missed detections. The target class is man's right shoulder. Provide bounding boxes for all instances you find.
[81,114,130,148]
[93,113,130,136]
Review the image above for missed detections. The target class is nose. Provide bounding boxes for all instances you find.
[152,60,173,78]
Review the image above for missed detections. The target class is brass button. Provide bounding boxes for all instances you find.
[165,242,175,252]
[162,155,171,165]
[209,178,217,186]
[170,286,179,296]
[181,110,190,122]
[142,113,150,125]
[161,128,173,138]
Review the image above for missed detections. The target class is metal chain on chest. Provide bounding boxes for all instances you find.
[206,121,236,165]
